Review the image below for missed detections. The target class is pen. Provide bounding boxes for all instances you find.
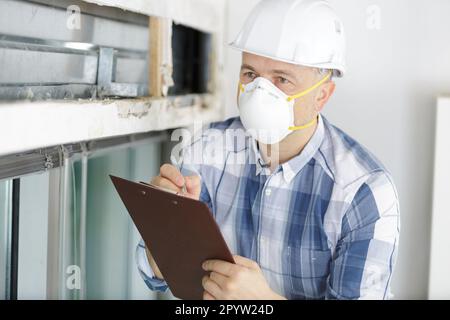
[140,181,187,197]
[180,181,187,194]
[177,155,187,194]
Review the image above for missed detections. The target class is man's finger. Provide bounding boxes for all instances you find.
[203,291,216,300]
[151,176,181,193]
[232,255,259,269]
[160,164,184,187]
[202,275,221,299]
[209,271,228,288]
[185,175,201,197]
[202,259,236,276]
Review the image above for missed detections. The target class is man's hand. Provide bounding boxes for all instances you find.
[201,255,286,300]
[150,163,201,200]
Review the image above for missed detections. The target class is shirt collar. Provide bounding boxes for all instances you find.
[249,114,325,181]
[250,138,271,176]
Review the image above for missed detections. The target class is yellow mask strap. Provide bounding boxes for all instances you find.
[286,72,332,102]
[239,82,245,93]
[288,116,318,131]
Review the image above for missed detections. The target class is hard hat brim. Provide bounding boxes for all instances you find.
[229,42,345,78]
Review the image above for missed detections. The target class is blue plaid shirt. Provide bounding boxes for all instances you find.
[136,114,400,299]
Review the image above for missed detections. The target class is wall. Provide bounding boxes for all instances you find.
[429,98,450,299]
[224,0,450,299]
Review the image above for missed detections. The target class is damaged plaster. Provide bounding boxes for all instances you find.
[81,0,225,34]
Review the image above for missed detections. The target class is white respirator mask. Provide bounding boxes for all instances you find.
[238,72,331,145]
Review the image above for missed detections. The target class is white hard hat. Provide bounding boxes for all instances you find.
[229,0,346,77]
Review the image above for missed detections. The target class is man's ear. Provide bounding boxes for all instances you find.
[315,81,335,112]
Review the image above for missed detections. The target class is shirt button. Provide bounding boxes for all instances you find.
[265,188,272,196]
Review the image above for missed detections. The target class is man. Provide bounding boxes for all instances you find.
[136,0,400,299]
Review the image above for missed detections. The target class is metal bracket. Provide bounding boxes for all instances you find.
[97,47,148,98]
[44,154,55,170]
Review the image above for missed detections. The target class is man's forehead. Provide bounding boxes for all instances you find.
[241,52,309,76]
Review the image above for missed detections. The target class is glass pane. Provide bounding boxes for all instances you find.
[83,142,162,299]
[0,179,12,300]
[17,172,50,299]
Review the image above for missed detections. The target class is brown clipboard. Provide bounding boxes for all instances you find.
[109,174,234,300]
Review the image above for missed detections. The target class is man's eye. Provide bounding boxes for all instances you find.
[278,77,290,84]
[244,72,256,80]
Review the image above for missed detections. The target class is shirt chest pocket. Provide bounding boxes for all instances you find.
[288,246,331,297]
